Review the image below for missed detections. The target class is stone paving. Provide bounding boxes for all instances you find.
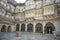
[0,32,58,40]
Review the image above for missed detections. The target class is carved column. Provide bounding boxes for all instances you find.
[19,24,21,32]
[43,22,45,34]
[25,24,27,32]
[33,23,35,32]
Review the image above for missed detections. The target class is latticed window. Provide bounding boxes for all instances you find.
[47,7,50,12]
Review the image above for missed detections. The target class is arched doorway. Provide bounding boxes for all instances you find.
[1,25,6,32]
[35,23,43,33]
[21,24,25,32]
[45,22,55,34]
[16,24,19,31]
[27,23,33,32]
[7,26,11,32]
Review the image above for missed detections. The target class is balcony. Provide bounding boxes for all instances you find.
[43,0,55,6]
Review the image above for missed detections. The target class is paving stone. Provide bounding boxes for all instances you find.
[0,32,58,40]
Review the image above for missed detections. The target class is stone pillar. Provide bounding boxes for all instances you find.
[25,24,27,32]
[14,25,16,32]
[6,26,8,32]
[11,25,15,32]
[0,28,1,32]
[43,23,45,34]
[43,26,44,34]
[0,25,2,32]
[33,23,35,32]
[20,24,21,32]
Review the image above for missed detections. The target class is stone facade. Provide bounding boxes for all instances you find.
[0,0,60,34]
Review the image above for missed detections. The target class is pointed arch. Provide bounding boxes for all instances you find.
[45,22,55,34]
[1,25,6,32]
[16,24,20,31]
[7,26,11,32]
[35,23,43,33]
[21,24,25,32]
[27,23,33,32]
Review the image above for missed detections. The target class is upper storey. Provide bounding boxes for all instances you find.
[0,0,15,20]
[0,0,60,13]
[15,0,60,13]
[0,0,15,13]
[43,0,55,6]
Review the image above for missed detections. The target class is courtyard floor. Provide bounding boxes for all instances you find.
[0,32,58,40]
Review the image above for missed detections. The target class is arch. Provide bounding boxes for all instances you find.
[27,23,33,32]
[16,24,20,31]
[1,25,6,32]
[45,22,55,34]
[7,26,11,32]
[35,23,43,33]
[21,24,25,32]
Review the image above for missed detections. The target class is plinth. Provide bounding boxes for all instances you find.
[16,31,21,37]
